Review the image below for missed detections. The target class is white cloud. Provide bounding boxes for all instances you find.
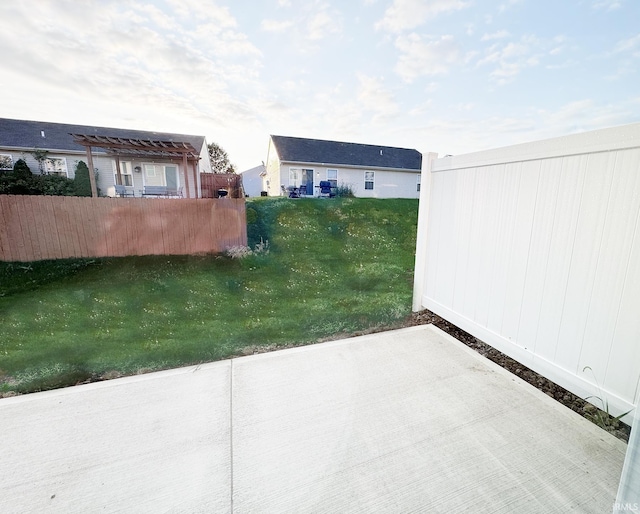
[263,4,342,44]
[261,19,295,32]
[476,35,542,84]
[498,0,523,13]
[0,0,264,136]
[376,0,469,33]
[613,33,640,56]
[307,9,340,40]
[356,73,400,119]
[592,0,624,11]
[394,33,461,82]
[481,30,510,41]
[166,0,236,28]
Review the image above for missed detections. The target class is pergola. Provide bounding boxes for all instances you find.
[71,133,201,198]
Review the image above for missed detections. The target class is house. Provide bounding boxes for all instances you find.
[0,118,213,198]
[239,164,266,197]
[264,135,422,199]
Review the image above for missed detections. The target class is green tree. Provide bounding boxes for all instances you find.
[207,142,236,174]
[73,160,92,197]
[13,159,33,180]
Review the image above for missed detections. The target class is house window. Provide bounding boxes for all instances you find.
[45,157,68,176]
[417,174,421,192]
[364,171,374,190]
[144,164,179,188]
[113,161,133,186]
[327,169,338,188]
[0,154,12,171]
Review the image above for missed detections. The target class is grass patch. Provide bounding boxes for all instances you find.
[0,198,419,394]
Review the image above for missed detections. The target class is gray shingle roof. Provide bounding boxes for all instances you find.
[270,135,422,171]
[0,118,206,154]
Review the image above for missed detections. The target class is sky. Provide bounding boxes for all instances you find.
[1,0,639,171]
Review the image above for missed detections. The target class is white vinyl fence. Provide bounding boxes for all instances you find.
[413,124,640,424]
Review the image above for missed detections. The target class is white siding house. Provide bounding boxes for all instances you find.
[0,118,212,198]
[239,165,266,197]
[264,135,422,199]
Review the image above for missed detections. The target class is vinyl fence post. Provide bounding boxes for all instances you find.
[614,406,640,512]
[412,152,437,312]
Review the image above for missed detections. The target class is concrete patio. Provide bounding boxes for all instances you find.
[0,325,627,513]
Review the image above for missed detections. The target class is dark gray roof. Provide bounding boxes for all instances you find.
[270,135,422,171]
[0,118,206,154]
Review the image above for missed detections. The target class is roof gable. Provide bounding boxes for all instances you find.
[0,118,206,155]
[270,135,422,171]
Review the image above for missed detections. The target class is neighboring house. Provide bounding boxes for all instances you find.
[0,118,213,198]
[264,135,422,199]
[239,164,266,197]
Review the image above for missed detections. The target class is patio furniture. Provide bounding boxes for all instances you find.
[114,184,134,197]
[143,186,183,197]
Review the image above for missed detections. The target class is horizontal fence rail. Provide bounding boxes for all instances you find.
[413,124,640,424]
[0,195,247,262]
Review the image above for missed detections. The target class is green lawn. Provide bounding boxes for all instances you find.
[0,197,419,394]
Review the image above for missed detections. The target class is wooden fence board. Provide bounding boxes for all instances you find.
[0,196,246,262]
[0,197,12,261]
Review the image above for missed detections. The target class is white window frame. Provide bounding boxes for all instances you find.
[327,168,338,188]
[143,163,180,188]
[289,168,299,186]
[144,164,158,178]
[0,153,13,171]
[364,171,374,190]
[45,157,68,177]
[112,161,134,187]
[417,173,421,192]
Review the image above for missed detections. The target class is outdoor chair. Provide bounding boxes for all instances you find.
[114,184,134,197]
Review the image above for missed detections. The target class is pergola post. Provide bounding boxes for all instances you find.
[182,153,190,198]
[84,146,98,198]
[192,161,200,198]
[114,155,123,186]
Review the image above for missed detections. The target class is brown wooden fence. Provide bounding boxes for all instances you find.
[200,173,244,198]
[0,195,247,262]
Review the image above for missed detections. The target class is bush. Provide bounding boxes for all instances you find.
[74,161,92,197]
[0,158,77,196]
[334,183,355,198]
[34,174,76,196]
[0,159,35,195]
[13,159,33,180]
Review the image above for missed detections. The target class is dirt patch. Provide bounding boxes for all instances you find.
[406,309,631,443]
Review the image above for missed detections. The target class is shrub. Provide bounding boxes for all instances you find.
[0,158,77,196]
[334,183,355,198]
[13,159,33,180]
[74,160,92,197]
[33,174,76,196]
[0,159,34,195]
